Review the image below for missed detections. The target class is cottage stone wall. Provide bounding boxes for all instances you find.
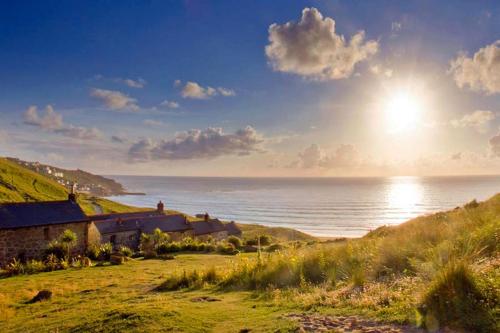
[101,230,140,250]
[0,222,98,266]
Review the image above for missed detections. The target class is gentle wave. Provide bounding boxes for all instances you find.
[107,175,500,237]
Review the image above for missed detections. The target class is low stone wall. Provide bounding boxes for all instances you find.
[0,221,95,266]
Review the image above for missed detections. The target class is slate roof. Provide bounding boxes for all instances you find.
[94,214,192,234]
[191,218,227,236]
[0,200,89,230]
[91,210,160,221]
[224,221,242,236]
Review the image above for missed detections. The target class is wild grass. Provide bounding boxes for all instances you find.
[157,194,500,331]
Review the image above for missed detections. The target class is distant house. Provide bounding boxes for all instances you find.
[224,221,242,237]
[93,209,193,249]
[0,199,242,266]
[0,195,100,266]
[191,214,228,241]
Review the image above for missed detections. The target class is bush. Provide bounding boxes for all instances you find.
[99,243,113,261]
[418,261,496,332]
[45,240,66,260]
[259,235,271,246]
[25,260,46,274]
[119,246,133,257]
[217,243,239,255]
[245,238,258,246]
[5,259,24,276]
[464,199,479,209]
[86,244,101,260]
[266,243,284,252]
[227,236,242,249]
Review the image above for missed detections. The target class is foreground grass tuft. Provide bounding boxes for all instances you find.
[418,261,497,332]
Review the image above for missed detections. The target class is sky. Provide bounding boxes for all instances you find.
[0,1,499,177]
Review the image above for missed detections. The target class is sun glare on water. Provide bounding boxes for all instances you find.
[384,90,422,133]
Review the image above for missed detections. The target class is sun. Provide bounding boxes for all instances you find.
[384,90,422,133]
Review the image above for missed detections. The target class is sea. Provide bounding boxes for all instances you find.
[106,175,500,238]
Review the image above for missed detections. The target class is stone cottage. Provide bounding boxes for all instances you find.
[0,195,100,266]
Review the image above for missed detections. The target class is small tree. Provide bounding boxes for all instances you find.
[152,228,170,247]
[227,236,242,249]
[60,229,77,259]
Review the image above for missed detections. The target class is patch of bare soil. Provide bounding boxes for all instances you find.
[286,313,425,333]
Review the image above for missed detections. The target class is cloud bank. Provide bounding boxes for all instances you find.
[129,126,263,161]
[451,110,496,133]
[297,143,360,168]
[265,7,378,80]
[449,40,500,95]
[23,105,102,140]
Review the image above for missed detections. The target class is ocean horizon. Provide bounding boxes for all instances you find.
[106,175,500,237]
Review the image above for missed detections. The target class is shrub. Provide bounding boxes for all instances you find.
[217,243,239,255]
[45,240,66,260]
[464,199,479,209]
[25,260,46,274]
[86,244,101,260]
[44,254,59,271]
[227,236,242,249]
[266,243,284,252]
[418,261,496,332]
[245,238,258,246]
[259,235,271,246]
[99,243,113,261]
[5,259,24,276]
[119,246,133,257]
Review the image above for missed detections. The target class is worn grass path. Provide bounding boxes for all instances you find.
[0,254,299,333]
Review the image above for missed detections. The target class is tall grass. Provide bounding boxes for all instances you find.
[156,194,500,330]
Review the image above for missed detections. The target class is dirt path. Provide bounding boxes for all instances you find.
[286,313,425,333]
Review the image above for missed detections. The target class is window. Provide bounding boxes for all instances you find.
[43,227,49,240]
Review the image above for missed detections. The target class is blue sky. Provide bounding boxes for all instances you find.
[0,1,499,176]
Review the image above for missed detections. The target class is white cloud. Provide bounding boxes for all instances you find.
[160,100,180,108]
[23,105,64,130]
[217,87,236,96]
[128,126,263,161]
[451,110,496,133]
[449,40,500,95]
[23,105,102,140]
[297,143,360,168]
[178,81,236,99]
[90,88,139,111]
[265,7,378,80]
[119,78,147,89]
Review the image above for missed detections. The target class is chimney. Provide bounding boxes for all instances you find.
[157,200,164,214]
[204,212,209,222]
[68,182,77,203]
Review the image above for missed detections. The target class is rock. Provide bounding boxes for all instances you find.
[110,254,125,265]
[28,290,52,303]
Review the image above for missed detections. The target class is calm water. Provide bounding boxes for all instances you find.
[107,176,500,237]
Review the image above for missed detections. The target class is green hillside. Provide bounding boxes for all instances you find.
[0,157,141,215]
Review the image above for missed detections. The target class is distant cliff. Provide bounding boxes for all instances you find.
[6,157,132,196]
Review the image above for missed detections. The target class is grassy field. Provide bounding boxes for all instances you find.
[0,157,151,215]
[0,254,298,333]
